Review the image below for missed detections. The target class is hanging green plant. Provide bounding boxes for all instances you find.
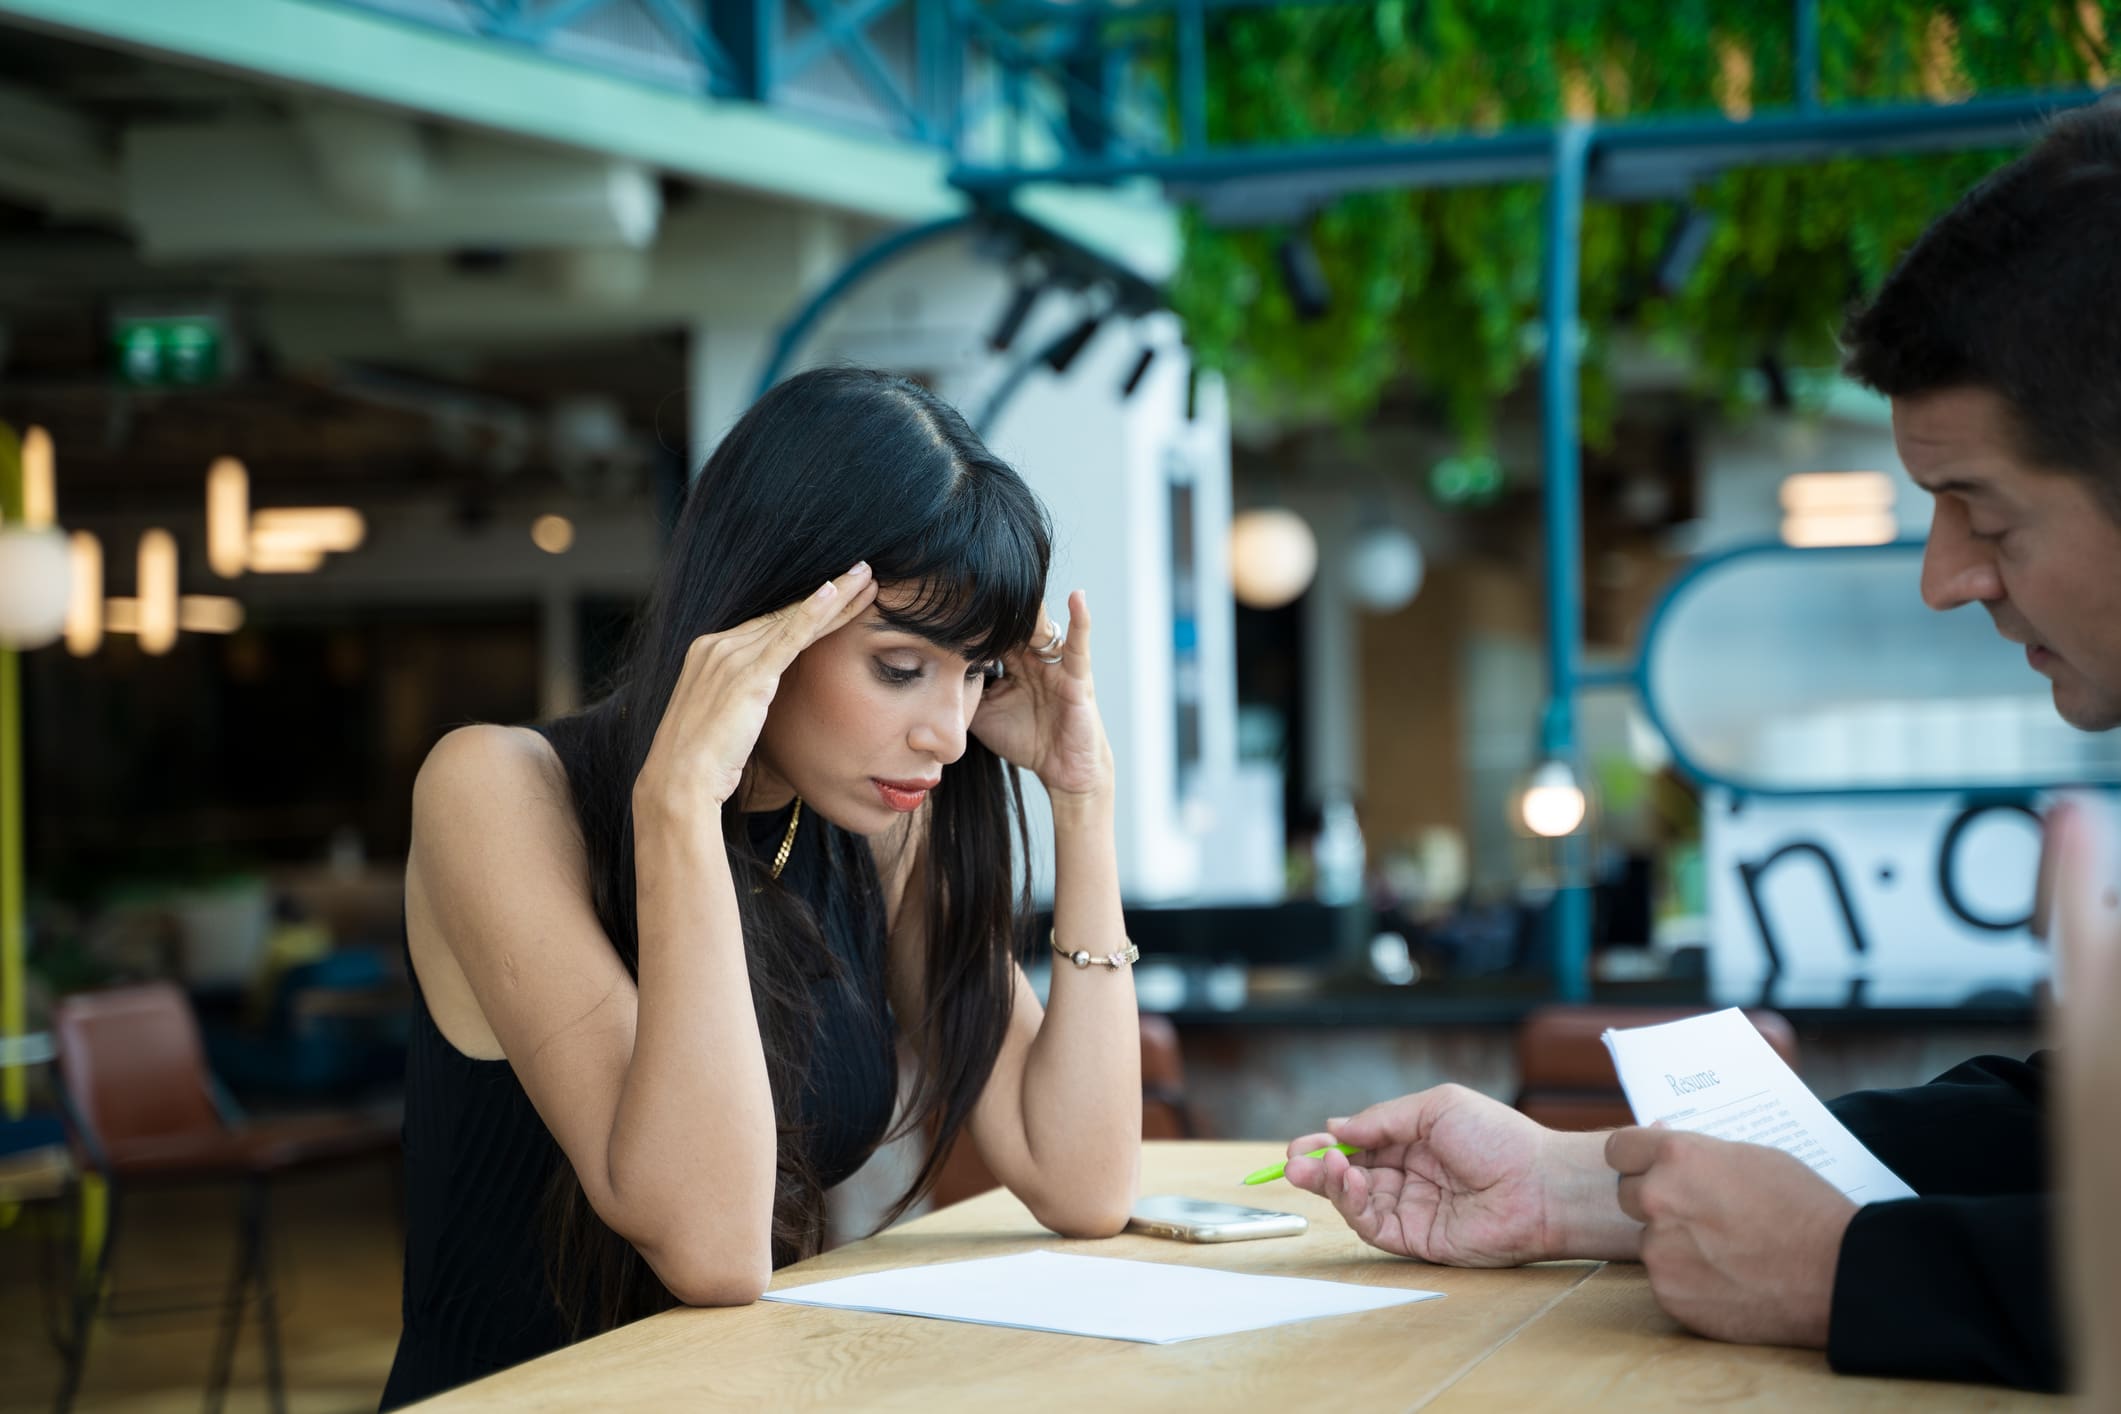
[1161,0,2115,450]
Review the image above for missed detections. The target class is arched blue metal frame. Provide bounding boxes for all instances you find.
[1606,538,2121,799]
[972,321,1078,436]
[752,214,974,401]
[754,204,1165,402]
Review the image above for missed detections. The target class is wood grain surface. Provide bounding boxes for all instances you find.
[408,1141,2063,1412]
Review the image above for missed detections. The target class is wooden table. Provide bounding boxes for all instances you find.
[411,1142,2062,1411]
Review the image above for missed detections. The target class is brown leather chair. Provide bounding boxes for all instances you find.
[927,1013,1202,1209]
[50,982,398,1414]
[1513,1005,1800,1132]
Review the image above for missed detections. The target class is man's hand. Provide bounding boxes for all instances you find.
[1606,1127,1857,1348]
[1283,1085,1641,1267]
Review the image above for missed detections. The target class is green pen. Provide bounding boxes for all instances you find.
[1240,1143,1360,1186]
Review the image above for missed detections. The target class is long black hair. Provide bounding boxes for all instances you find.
[538,366,1052,1334]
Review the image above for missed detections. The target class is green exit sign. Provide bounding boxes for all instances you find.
[112,316,223,387]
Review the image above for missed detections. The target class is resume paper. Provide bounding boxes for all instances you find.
[1602,1007,1915,1204]
[762,1249,1441,1343]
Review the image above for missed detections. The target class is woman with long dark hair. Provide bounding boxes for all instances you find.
[380,367,1140,1408]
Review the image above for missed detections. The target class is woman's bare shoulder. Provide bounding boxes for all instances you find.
[406,725,597,1058]
[409,724,589,927]
[416,723,564,807]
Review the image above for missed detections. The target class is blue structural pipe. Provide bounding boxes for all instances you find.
[1794,0,1820,111]
[752,213,975,401]
[1177,0,1207,151]
[1540,122,1594,1004]
[951,88,2106,204]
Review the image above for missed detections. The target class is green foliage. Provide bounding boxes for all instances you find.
[1162,1,2115,446]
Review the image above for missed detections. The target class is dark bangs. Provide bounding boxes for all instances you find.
[870,455,1051,665]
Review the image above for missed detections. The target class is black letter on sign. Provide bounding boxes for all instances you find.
[1736,840,1870,977]
[1936,798,2042,935]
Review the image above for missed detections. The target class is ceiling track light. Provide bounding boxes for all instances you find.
[1653,204,1716,297]
[1119,345,1157,400]
[986,266,1049,354]
[1043,312,1104,375]
[1275,222,1331,323]
[1758,353,1793,412]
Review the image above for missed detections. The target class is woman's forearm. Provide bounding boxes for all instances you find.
[1016,788,1141,1232]
[604,794,779,1300]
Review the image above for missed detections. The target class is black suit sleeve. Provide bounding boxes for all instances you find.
[1819,1054,2062,1392]
[1827,1053,2048,1196]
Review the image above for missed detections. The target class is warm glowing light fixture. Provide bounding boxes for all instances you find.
[103,596,242,634]
[20,426,55,529]
[247,542,326,574]
[530,513,575,554]
[0,526,69,650]
[250,506,365,553]
[179,596,245,633]
[1779,471,1897,548]
[0,424,71,650]
[137,529,178,655]
[207,456,249,577]
[1518,759,1589,839]
[1228,508,1318,610]
[65,532,102,656]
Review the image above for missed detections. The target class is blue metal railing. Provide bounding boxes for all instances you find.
[323,0,968,145]
[319,0,1159,161]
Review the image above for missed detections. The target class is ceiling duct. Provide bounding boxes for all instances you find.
[121,118,662,260]
[292,100,433,219]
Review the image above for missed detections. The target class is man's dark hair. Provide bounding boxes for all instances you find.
[1843,100,2121,517]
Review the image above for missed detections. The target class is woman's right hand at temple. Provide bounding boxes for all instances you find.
[634,562,878,813]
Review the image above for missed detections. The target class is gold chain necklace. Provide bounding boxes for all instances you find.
[769,797,802,881]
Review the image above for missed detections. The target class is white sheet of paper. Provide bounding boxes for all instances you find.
[760,1249,1441,1343]
[1602,1007,1916,1204]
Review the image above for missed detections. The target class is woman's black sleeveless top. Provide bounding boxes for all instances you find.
[379,780,896,1410]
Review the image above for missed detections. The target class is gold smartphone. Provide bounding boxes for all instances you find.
[1126,1195,1309,1243]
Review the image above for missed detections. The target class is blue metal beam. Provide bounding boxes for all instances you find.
[638,0,737,90]
[505,0,616,41]
[990,0,1351,19]
[1177,0,1206,150]
[707,0,775,101]
[1794,0,1820,110]
[918,0,955,148]
[951,88,2108,220]
[790,0,930,135]
[780,0,902,79]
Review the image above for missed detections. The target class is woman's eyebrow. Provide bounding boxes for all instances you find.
[863,621,974,652]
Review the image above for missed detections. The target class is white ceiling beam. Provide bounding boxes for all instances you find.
[0,150,122,219]
[393,206,855,338]
[0,79,108,167]
[121,119,661,260]
[0,80,122,219]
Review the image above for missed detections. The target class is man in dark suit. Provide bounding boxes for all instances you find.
[1287,101,2121,1392]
